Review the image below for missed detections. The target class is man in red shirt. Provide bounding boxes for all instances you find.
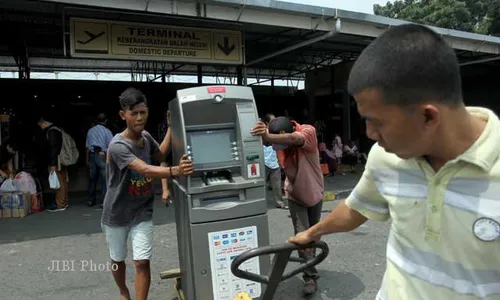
[251,116,324,295]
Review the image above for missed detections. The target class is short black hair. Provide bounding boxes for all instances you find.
[263,113,275,124]
[268,117,294,134]
[119,87,147,110]
[37,111,53,124]
[96,113,107,123]
[348,24,462,107]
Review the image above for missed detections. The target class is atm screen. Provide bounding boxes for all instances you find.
[188,129,235,165]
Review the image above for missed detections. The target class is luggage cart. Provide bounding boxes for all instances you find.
[161,241,328,300]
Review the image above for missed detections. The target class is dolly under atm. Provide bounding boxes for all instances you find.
[160,85,328,300]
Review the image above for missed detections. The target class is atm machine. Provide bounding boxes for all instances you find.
[169,85,270,300]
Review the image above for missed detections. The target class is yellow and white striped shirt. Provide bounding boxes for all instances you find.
[346,107,500,299]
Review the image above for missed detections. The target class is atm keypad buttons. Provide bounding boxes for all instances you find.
[231,142,240,160]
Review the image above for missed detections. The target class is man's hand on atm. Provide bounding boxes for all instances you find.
[175,154,194,176]
[250,120,268,136]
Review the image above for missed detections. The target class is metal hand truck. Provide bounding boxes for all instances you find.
[161,241,329,300]
[230,241,329,300]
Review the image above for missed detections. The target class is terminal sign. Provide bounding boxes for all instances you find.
[70,17,243,65]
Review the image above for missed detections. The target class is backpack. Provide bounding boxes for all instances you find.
[47,127,79,166]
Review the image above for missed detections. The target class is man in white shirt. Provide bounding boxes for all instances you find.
[263,142,287,208]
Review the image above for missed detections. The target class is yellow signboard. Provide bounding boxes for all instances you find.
[69,18,243,65]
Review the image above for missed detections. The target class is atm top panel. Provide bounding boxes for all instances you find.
[176,85,255,104]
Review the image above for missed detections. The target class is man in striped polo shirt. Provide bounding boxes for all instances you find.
[289,24,500,299]
[86,113,114,207]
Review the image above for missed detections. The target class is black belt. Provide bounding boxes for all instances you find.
[91,146,105,153]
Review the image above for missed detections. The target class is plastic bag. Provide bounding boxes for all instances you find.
[49,171,60,190]
[14,172,37,194]
[0,178,18,193]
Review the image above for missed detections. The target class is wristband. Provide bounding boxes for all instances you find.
[169,166,174,178]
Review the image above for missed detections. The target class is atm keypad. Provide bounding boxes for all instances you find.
[231,141,240,160]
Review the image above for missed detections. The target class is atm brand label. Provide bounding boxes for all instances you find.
[207,86,226,93]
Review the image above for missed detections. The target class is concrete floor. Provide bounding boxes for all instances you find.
[0,172,392,300]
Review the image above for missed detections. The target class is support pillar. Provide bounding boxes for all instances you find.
[237,66,243,85]
[342,91,351,141]
[197,65,202,85]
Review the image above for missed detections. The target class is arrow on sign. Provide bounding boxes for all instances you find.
[217,37,236,56]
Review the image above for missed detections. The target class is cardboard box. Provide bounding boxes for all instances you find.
[0,193,31,218]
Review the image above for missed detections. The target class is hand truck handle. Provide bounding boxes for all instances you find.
[230,240,329,284]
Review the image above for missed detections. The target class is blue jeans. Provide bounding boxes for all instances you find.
[88,151,107,205]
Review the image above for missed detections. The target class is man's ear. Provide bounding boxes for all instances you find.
[119,110,125,120]
[420,105,440,128]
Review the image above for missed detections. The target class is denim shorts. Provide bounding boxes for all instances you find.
[101,220,153,262]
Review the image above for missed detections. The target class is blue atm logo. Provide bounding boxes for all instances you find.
[231,233,237,238]
[223,240,230,245]
[222,234,228,239]
[213,235,220,240]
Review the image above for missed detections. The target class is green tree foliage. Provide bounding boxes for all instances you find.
[374,0,500,35]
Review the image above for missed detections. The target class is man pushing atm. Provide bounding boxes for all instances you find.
[250,116,324,295]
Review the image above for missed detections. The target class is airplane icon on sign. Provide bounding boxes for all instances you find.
[77,30,105,45]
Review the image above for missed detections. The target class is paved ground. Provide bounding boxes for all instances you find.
[0,173,391,300]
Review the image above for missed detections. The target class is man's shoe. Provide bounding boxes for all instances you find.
[303,279,318,295]
[47,205,68,212]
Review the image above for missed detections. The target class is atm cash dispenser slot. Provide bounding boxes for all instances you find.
[191,189,243,209]
[197,195,240,210]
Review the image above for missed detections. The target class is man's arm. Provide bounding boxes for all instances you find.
[252,121,315,149]
[307,200,368,239]
[160,161,170,201]
[7,158,14,175]
[48,129,62,168]
[129,158,182,179]
[157,127,172,159]
[110,141,188,179]
[263,132,304,146]
[85,131,90,166]
[105,128,114,148]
